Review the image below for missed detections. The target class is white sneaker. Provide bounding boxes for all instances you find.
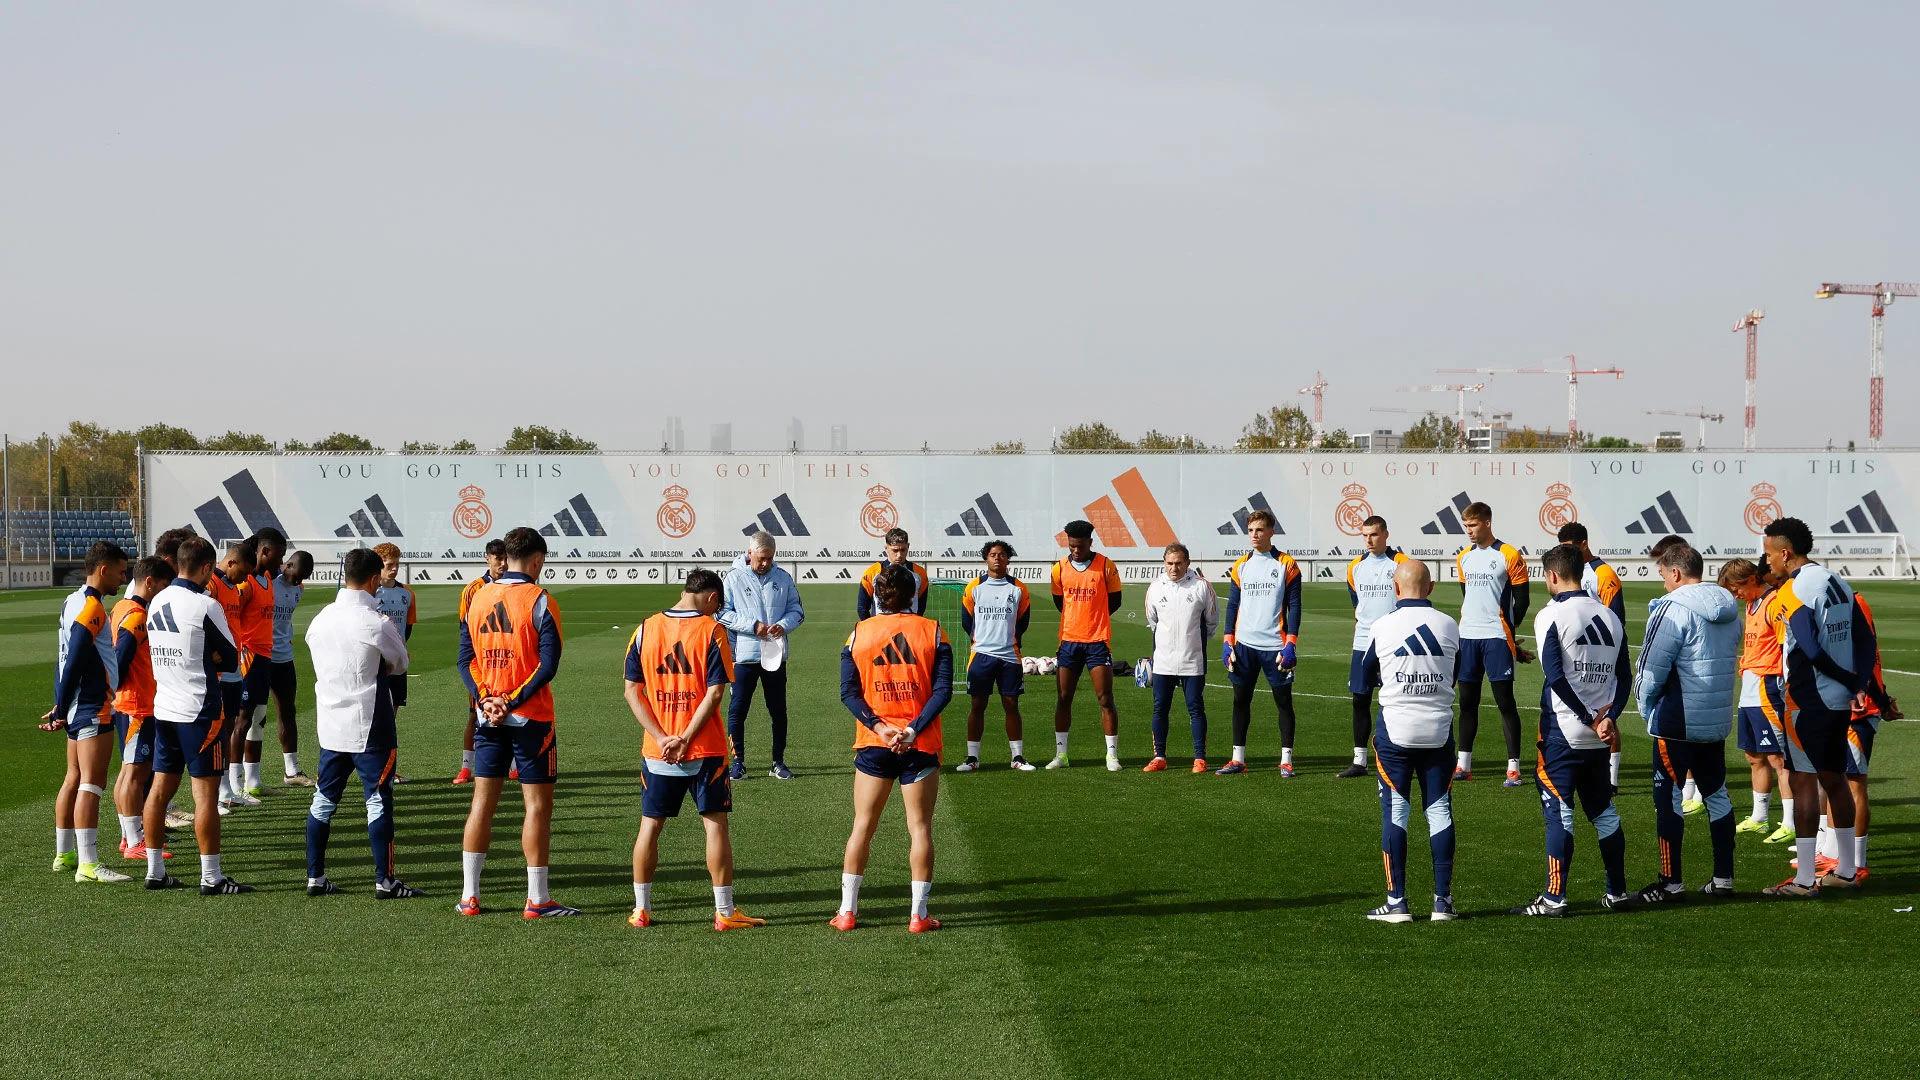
[76,862,132,883]
[164,808,194,828]
[1010,756,1038,772]
[226,790,262,809]
[953,757,980,773]
[1045,755,1070,770]
[216,801,231,818]
[1105,753,1122,772]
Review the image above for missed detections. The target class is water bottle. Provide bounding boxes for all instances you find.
[1134,658,1151,688]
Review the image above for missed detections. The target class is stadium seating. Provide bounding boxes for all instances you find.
[0,509,139,561]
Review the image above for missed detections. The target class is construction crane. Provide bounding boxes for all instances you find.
[1732,309,1764,451]
[1645,408,1725,450]
[1297,371,1329,446]
[1815,282,1920,448]
[1397,383,1485,450]
[1440,355,1623,445]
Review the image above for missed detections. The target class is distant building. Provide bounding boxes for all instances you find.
[710,423,732,453]
[1655,430,1686,451]
[1355,428,1401,453]
[664,416,685,452]
[787,418,804,452]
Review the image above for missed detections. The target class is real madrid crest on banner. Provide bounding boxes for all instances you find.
[860,484,900,538]
[1538,482,1577,535]
[656,485,696,539]
[1744,482,1782,534]
[1334,483,1373,537]
[452,485,492,540]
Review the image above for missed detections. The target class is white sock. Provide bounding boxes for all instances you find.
[308,875,328,888]
[1750,791,1769,822]
[243,760,261,789]
[1794,837,1816,887]
[1009,739,1024,759]
[1683,778,1700,802]
[1281,747,1294,766]
[461,851,486,899]
[1856,834,1869,869]
[713,885,735,917]
[55,827,75,855]
[1055,732,1069,756]
[1609,752,1621,785]
[910,879,932,919]
[227,763,244,793]
[1836,831,1857,877]
[527,866,550,904]
[284,752,300,776]
[1104,735,1119,754]
[1817,816,1838,858]
[1507,758,1520,774]
[200,853,222,885]
[146,846,165,880]
[1457,751,1473,772]
[839,872,862,915]
[966,741,982,759]
[76,828,99,865]
[117,815,140,844]
[461,749,475,769]
[1782,798,1795,826]
[1352,747,1366,766]
[633,881,651,911]
[1231,745,1247,764]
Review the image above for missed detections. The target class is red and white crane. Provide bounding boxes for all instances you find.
[1815,282,1919,448]
[1645,408,1725,450]
[1397,383,1485,450]
[1297,370,1329,446]
[1440,355,1623,444]
[1732,309,1764,451]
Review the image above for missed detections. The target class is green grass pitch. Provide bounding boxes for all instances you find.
[2,578,1917,1079]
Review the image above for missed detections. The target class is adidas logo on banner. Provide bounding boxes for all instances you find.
[1624,491,1693,535]
[537,494,608,538]
[1420,492,1475,535]
[873,632,918,666]
[1217,491,1282,535]
[1391,624,1447,658]
[655,641,695,676]
[333,494,404,538]
[192,469,288,543]
[1829,490,1897,534]
[945,493,1013,537]
[742,494,811,537]
[940,547,958,558]
[691,548,708,558]
[477,601,514,634]
[815,547,833,558]
[447,570,464,581]
[802,568,820,580]
[834,568,852,579]
[1058,467,1176,549]
[1573,614,1616,647]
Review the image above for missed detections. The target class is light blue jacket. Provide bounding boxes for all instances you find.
[1637,582,1740,742]
[719,554,805,665]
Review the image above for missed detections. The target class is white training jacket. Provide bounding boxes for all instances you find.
[306,588,410,754]
[1146,568,1219,677]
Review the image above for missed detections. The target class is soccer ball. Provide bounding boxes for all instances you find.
[1020,656,1041,675]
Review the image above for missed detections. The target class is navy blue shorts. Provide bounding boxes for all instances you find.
[153,715,225,778]
[1348,649,1371,696]
[242,658,272,711]
[1057,640,1113,671]
[1736,706,1783,755]
[65,706,111,742]
[641,757,732,818]
[1457,637,1515,683]
[1228,645,1293,690]
[474,721,557,784]
[1845,717,1878,778]
[967,654,1024,698]
[854,747,941,784]
[1784,703,1846,775]
[114,712,155,767]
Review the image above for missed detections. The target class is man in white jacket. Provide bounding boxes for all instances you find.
[303,548,423,899]
[1144,544,1218,773]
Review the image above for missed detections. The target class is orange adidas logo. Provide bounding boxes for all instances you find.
[1056,467,1178,549]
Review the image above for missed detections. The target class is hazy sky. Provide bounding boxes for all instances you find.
[4,2,1916,451]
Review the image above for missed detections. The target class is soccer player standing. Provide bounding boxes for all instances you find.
[456,527,575,917]
[623,569,763,931]
[1359,559,1460,923]
[1511,544,1633,916]
[1842,590,1898,880]
[110,556,174,862]
[1144,543,1216,773]
[142,536,251,894]
[1558,522,1626,788]
[42,541,131,883]
[956,540,1034,772]
[719,532,806,780]
[1453,502,1532,786]
[210,539,258,811]
[271,550,314,785]
[1219,511,1303,777]
[1344,516,1405,778]
[832,565,954,933]
[1720,559,1795,843]
[1048,520,1124,771]
[1633,542,1741,902]
[1760,517,1863,896]
[303,548,423,899]
[232,529,283,799]
[452,538,507,784]
[857,527,930,619]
